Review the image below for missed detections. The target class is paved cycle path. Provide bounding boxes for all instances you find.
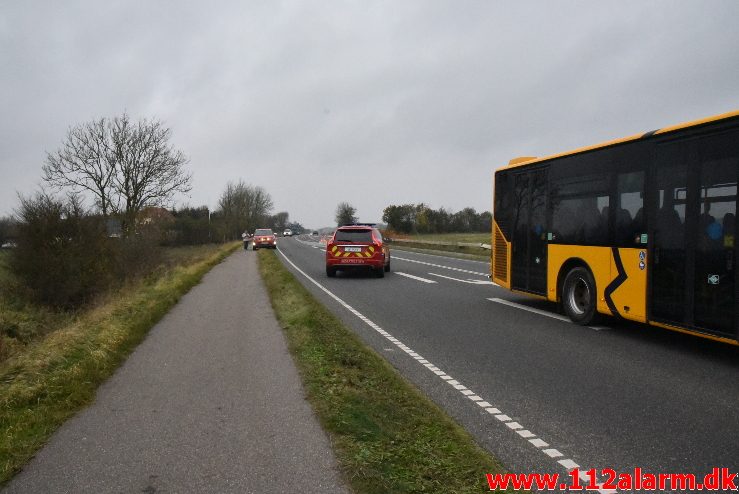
[4,250,350,494]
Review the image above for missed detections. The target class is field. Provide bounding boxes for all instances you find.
[385,232,492,259]
[404,232,491,244]
[0,245,225,364]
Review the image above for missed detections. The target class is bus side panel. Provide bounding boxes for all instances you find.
[547,245,613,315]
[609,248,648,323]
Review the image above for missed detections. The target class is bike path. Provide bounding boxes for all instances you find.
[4,251,350,494]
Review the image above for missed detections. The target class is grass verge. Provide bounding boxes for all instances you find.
[386,232,492,260]
[405,233,491,244]
[258,249,513,493]
[390,242,490,260]
[0,242,239,484]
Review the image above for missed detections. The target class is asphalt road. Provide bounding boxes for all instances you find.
[278,235,739,493]
[3,251,349,494]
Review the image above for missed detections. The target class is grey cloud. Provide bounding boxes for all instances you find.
[2,1,738,227]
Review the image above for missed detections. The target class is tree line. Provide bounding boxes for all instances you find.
[3,112,293,308]
[382,204,492,234]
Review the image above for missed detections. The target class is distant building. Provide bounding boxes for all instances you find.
[138,207,174,226]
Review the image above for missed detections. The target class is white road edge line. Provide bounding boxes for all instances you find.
[395,272,437,284]
[278,247,607,488]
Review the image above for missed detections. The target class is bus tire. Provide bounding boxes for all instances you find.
[562,266,597,325]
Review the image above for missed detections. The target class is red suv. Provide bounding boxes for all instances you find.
[252,228,277,250]
[326,225,390,278]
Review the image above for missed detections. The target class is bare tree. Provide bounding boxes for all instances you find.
[111,114,191,231]
[217,181,274,240]
[335,202,357,226]
[43,113,191,233]
[43,118,118,216]
[269,211,289,231]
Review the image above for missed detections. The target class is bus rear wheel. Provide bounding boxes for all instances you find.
[562,267,597,325]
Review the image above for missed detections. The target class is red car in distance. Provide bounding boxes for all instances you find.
[252,228,277,250]
[325,224,390,278]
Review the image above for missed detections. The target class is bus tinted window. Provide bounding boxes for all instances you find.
[616,171,645,246]
[551,174,610,245]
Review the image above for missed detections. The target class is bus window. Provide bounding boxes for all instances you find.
[693,141,737,334]
[616,171,645,246]
[551,174,609,245]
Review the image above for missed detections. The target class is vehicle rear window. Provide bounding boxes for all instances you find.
[255,229,273,235]
[335,229,373,243]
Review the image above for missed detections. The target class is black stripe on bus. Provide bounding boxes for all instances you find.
[604,247,627,317]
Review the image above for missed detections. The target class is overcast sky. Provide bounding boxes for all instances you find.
[2,1,738,228]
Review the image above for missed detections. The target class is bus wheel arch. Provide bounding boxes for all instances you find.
[558,260,598,325]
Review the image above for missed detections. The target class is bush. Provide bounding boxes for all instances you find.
[111,225,163,281]
[10,193,116,308]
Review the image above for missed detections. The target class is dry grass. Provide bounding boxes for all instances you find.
[0,242,239,484]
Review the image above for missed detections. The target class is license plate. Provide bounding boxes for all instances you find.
[340,259,364,264]
[344,246,361,252]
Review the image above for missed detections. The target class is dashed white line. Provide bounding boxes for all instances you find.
[393,256,489,277]
[543,448,564,458]
[278,248,612,492]
[389,247,490,265]
[530,438,549,448]
[395,272,437,284]
[428,272,497,285]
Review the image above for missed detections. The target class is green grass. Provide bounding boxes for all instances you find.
[258,249,513,493]
[385,232,492,259]
[0,242,239,484]
[407,233,492,244]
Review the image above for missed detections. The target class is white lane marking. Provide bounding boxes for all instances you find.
[530,438,549,448]
[488,297,571,322]
[393,256,489,277]
[277,249,606,488]
[428,272,497,286]
[487,298,610,331]
[389,247,490,265]
[559,459,580,470]
[543,448,564,458]
[395,272,437,284]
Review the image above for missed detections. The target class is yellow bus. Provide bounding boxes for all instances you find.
[492,110,738,346]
